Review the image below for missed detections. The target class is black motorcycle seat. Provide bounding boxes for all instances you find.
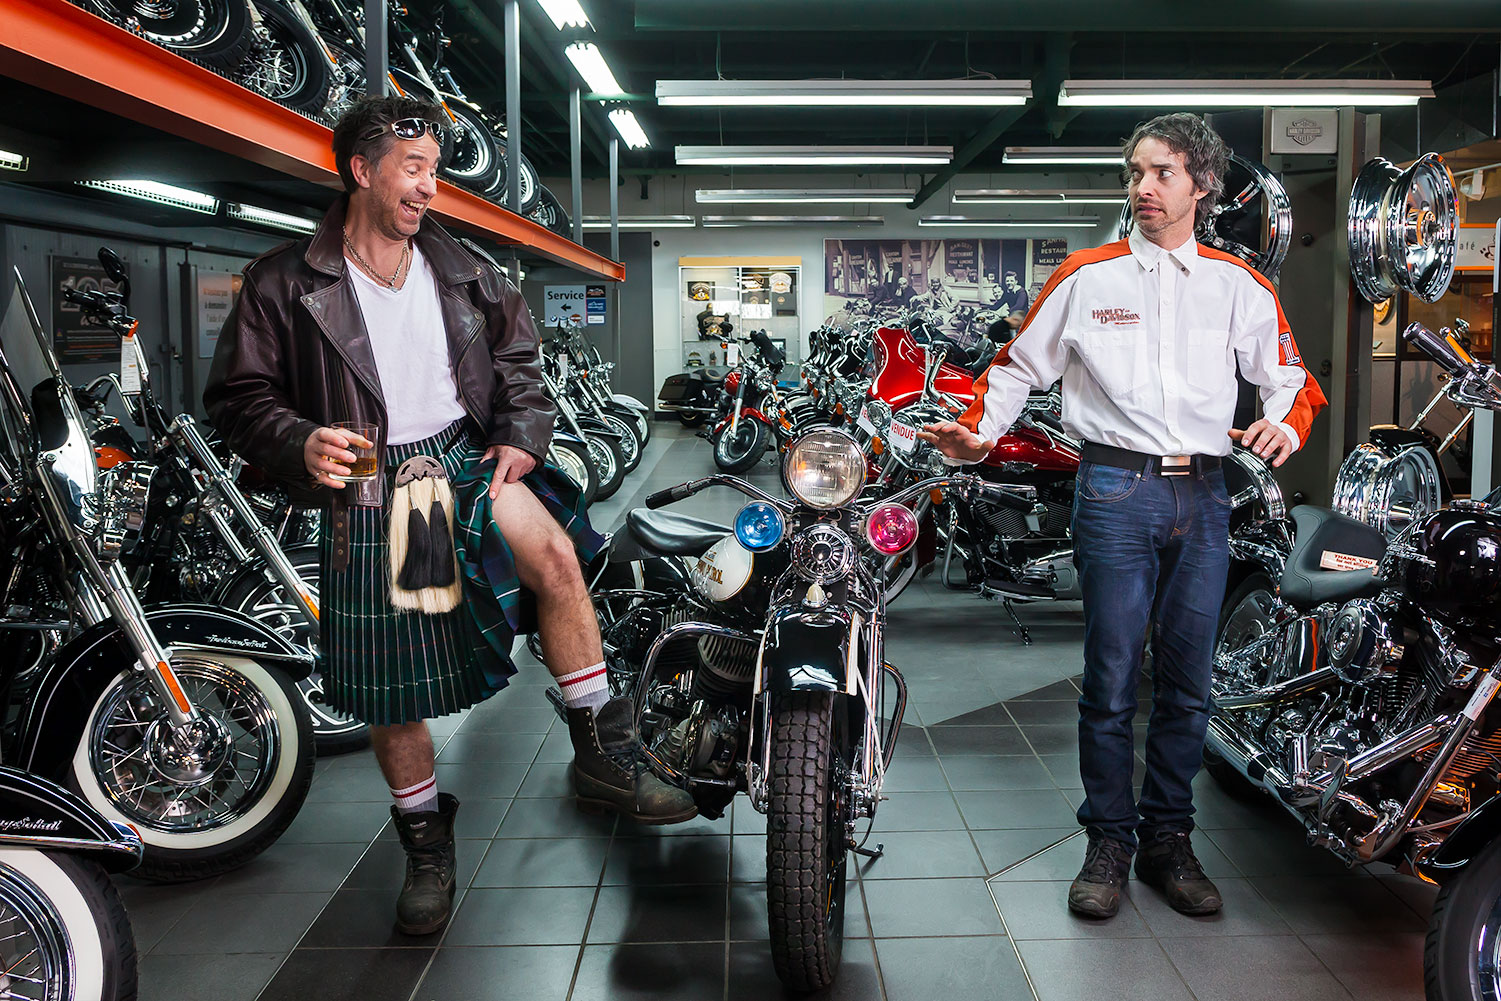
[609,509,731,563]
[1279,506,1386,607]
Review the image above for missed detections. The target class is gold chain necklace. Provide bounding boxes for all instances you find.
[343,230,410,289]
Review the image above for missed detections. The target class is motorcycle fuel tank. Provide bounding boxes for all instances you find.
[1408,505,1501,626]
[690,536,755,603]
[983,427,1080,473]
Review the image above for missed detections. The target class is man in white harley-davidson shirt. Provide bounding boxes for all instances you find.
[921,113,1326,921]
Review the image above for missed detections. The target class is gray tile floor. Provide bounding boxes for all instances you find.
[122,425,1434,1000]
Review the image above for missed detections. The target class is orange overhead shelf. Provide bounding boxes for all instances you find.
[0,0,624,281]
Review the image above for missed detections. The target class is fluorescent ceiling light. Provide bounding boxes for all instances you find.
[677,146,951,166]
[227,202,317,234]
[696,188,915,204]
[700,215,884,227]
[564,42,624,97]
[953,188,1126,205]
[1057,78,1433,108]
[656,79,1030,107]
[1003,146,1121,166]
[607,108,650,149]
[78,179,219,215]
[582,215,696,229]
[0,149,28,172]
[536,0,589,30]
[918,216,1100,228]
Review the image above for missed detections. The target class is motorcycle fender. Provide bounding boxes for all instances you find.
[12,604,313,782]
[611,393,650,413]
[1416,790,1501,883]
[754,607,854,695]
[0,767,141,873]
[738,407,771,425]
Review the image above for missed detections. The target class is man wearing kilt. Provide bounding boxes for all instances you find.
[205,96,694,936]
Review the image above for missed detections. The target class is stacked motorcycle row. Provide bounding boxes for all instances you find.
[68,0,575,238]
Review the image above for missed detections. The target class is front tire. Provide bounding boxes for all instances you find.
[1205,572,1278,797]
[766,691,849,992]
[552,438,600,506]
[585,434,626,501]
[0,850,136,1001]
[70,655,314,882]
[1426,837,1501,1001]
[235,0,332,114]
[713,418,769,473]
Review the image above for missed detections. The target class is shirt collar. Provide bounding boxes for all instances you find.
[1128,228,1199,275]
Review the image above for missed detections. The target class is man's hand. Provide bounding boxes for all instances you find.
[304,426,372,489]
[484,444,538,498]
[1229,420,1295,468]
[916,421,995,462]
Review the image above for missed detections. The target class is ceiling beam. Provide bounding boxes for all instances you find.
[907,34,1072,209]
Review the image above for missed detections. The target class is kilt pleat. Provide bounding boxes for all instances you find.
[319,419,599,726]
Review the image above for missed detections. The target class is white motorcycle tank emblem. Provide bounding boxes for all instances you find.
[690,536,754,603]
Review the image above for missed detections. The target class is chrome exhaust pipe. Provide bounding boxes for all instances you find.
[1205,715,1292,796]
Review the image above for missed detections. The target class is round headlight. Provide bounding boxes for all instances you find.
[783,429,866,509]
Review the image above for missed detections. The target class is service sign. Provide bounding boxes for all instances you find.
[544,285,586,325]
[889,419,918,453]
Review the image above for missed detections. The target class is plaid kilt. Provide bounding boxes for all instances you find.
[319,420,603,726]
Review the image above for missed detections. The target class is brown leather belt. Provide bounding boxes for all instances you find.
[1081,441,1220,478]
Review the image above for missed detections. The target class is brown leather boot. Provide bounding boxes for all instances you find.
[1134,831,1223,915]
[391,793,459,935]
[1068,835,1133,919]
[566,697,698,824]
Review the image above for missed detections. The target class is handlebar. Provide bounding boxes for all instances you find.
[1404,322,1470,377]
[645,471,1035,514]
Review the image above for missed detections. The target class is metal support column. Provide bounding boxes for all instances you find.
[570,87,583,245]
[609,137,619,262]
[363,0,387,98]
[504,0,522,216]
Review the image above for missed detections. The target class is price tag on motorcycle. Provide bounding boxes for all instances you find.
[888,419,918,453]
[119,329,144,394]
[557,353,569,379]
[856,404,878,436]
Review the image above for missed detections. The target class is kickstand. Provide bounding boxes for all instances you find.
[850,842,885,860]
[1001,599,1033,645]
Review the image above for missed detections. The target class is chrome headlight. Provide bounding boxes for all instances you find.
[864,398,893,436]
[784,429,866,509]
[97,461,154,561]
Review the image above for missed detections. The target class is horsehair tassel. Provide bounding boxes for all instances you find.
[389,456,462,614]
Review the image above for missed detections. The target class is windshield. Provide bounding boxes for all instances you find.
[0,270,100,529]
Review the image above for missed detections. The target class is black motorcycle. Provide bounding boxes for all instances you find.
[1209,323,1501,1001]
[0,265,316,882]
[547,427,1034,990]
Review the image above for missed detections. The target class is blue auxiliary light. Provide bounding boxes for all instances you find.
[734,501,785,552]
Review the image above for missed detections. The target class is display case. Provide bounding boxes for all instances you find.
[679,259,800,373]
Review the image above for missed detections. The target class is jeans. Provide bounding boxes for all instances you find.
[1071,459,1231,848]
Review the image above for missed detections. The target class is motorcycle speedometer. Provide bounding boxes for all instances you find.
[783,428,865,509]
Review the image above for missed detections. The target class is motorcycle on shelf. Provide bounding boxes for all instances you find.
[0,266,316,882]
[544,427,1035,991]
[1209,322,1501,1001]
[62,246,369,756]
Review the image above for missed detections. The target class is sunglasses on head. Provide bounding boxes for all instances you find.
[361,117,450,148]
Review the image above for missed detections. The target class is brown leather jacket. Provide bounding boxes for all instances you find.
[204,195,552,571]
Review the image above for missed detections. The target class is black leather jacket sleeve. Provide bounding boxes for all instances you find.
[203,272,321,494]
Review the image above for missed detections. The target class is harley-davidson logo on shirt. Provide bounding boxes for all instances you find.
[1091,307,1141,326]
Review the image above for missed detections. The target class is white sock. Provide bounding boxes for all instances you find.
[558,661,609,712]
[391,774,439,815]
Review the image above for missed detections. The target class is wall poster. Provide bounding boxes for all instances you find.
[51,255,129,362]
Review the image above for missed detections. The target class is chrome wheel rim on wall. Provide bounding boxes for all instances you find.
[1348,151,1459,305]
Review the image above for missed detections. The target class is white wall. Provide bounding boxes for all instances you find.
[546,170,1124,391]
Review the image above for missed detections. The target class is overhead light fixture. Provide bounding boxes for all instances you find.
[607,108,650,149]
[700,215,884,227]
[77,179,219,215]
[0,149,28,172]
[582,215,696,229]
[227,202,317,234]
[1002,147,1121,166]
[677,146,951,166]
[918,216,1100,228]
[564,42,625,97]
[696,188,915,204]
[536,0,590,30]
[953,188,1126,205]
[656,79,1031,107]
[1057,78,1434,108]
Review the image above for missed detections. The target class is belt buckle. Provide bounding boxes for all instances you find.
[1159,455,1192,477]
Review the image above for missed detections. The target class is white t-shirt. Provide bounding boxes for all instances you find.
[346,243,468,445]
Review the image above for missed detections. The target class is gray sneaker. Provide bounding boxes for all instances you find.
[1068,835,1133,919]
